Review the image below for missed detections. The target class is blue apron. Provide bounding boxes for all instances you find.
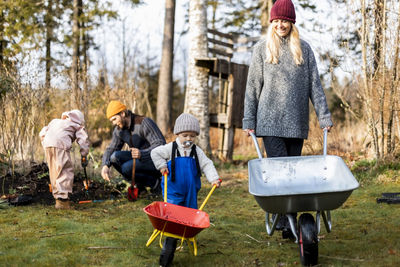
[161,144,201,209]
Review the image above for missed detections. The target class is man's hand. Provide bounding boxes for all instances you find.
[131,148,141,159]
[101,165,111,182]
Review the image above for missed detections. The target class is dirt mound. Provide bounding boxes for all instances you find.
[0,162,122,206]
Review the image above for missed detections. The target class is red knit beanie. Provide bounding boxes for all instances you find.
[269,0,296,24]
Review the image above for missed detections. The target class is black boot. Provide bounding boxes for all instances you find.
[159,237,177,267]
[282,213,297,240]
[275,214,288,231]
[150,178,162,196]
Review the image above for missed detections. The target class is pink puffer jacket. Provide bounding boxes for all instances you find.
[39,110,90,156]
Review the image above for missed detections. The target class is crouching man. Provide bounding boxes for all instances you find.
[101,100,166,197]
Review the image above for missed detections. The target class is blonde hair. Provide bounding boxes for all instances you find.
[265,23,304,65]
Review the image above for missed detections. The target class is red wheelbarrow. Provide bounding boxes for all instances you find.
[143,173,220,256]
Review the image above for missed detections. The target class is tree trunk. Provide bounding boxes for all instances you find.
[386,1,400,154]
[82,24,89,127]
[0,10,4,64]
[157,0,175,134]
[71,0,80,109]
[122,18,128,90]
[185,0,210,153]
[44,0,53,90]
[361,0,380,158]
[373,0,384,76]
[377,0,386,156]
[259,0,274,35]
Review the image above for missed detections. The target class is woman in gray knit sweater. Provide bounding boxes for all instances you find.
[243,0,332,156]
[242,0,333,237]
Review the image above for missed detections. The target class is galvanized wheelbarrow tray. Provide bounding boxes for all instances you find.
[248,130,359,266]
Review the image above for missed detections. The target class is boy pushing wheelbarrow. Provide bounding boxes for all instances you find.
[150,113,222,267]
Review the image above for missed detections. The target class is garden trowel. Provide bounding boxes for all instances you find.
[127,154,138,201]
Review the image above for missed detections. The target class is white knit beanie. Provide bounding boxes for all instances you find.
[173,113,200,135]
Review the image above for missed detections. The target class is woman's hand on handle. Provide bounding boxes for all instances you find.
[244,129,255,136]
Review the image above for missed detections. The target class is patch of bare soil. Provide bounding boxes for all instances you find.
[0,162,122,206]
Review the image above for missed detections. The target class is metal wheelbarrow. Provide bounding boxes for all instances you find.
[143,173,219,256]
[248,130,359,266]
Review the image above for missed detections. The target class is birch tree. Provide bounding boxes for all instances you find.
[358,0,400,159]
[185,0,210,152]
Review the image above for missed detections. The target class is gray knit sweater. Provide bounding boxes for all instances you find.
[242,38,333,139]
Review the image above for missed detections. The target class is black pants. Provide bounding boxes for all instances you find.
[109,151,160,189]
[263,136,302,235]
[262,136,304,158]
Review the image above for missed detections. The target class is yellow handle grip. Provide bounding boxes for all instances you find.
[163,172,168,202]
[198,179,221,211]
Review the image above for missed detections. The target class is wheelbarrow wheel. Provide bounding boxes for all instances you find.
[298,213,318,266]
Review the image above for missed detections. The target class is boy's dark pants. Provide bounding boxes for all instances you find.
[159,237,178,267]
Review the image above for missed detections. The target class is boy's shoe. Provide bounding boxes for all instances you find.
[282,228,296,240]
[281,213,297,240]
[55,199,71,210]
[275,213,297,231]
[274,215,287,230]
[137,187,149,198]
[159,237,177,267]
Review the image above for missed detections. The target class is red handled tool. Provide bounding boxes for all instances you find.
[81,156,90,197]
[78,200,104,204]
[127,154,138,201]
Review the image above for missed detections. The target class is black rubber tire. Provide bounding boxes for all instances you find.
[298,213,318,266]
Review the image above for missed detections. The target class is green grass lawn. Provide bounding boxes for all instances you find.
[1,165,400,267]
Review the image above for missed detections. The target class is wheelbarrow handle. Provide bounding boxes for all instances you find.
[163,171,219,211]
[323,128,328,156]
[163,172,168,202]
[198,179,221,211]
[249,132,263,159]
[250,129,329,158]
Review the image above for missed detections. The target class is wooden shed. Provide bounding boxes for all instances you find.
[195,29,259,161]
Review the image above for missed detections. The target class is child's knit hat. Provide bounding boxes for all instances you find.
[61,110,85,125]
[269,0,296,24]
[173,113,200,135]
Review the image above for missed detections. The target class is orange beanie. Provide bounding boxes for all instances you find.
[106,100,127,119]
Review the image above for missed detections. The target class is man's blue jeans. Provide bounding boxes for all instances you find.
[109,151,160,189]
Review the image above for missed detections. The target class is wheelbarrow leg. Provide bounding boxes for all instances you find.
[146,229,161,247]
[316,210,332,234]
[265,212,280,235]
[186,237,197,256]
[192,237,197,256]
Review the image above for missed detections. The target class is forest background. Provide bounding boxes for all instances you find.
[0,0,400,176]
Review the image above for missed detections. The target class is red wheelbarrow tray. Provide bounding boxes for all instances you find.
[143,201,210,238]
